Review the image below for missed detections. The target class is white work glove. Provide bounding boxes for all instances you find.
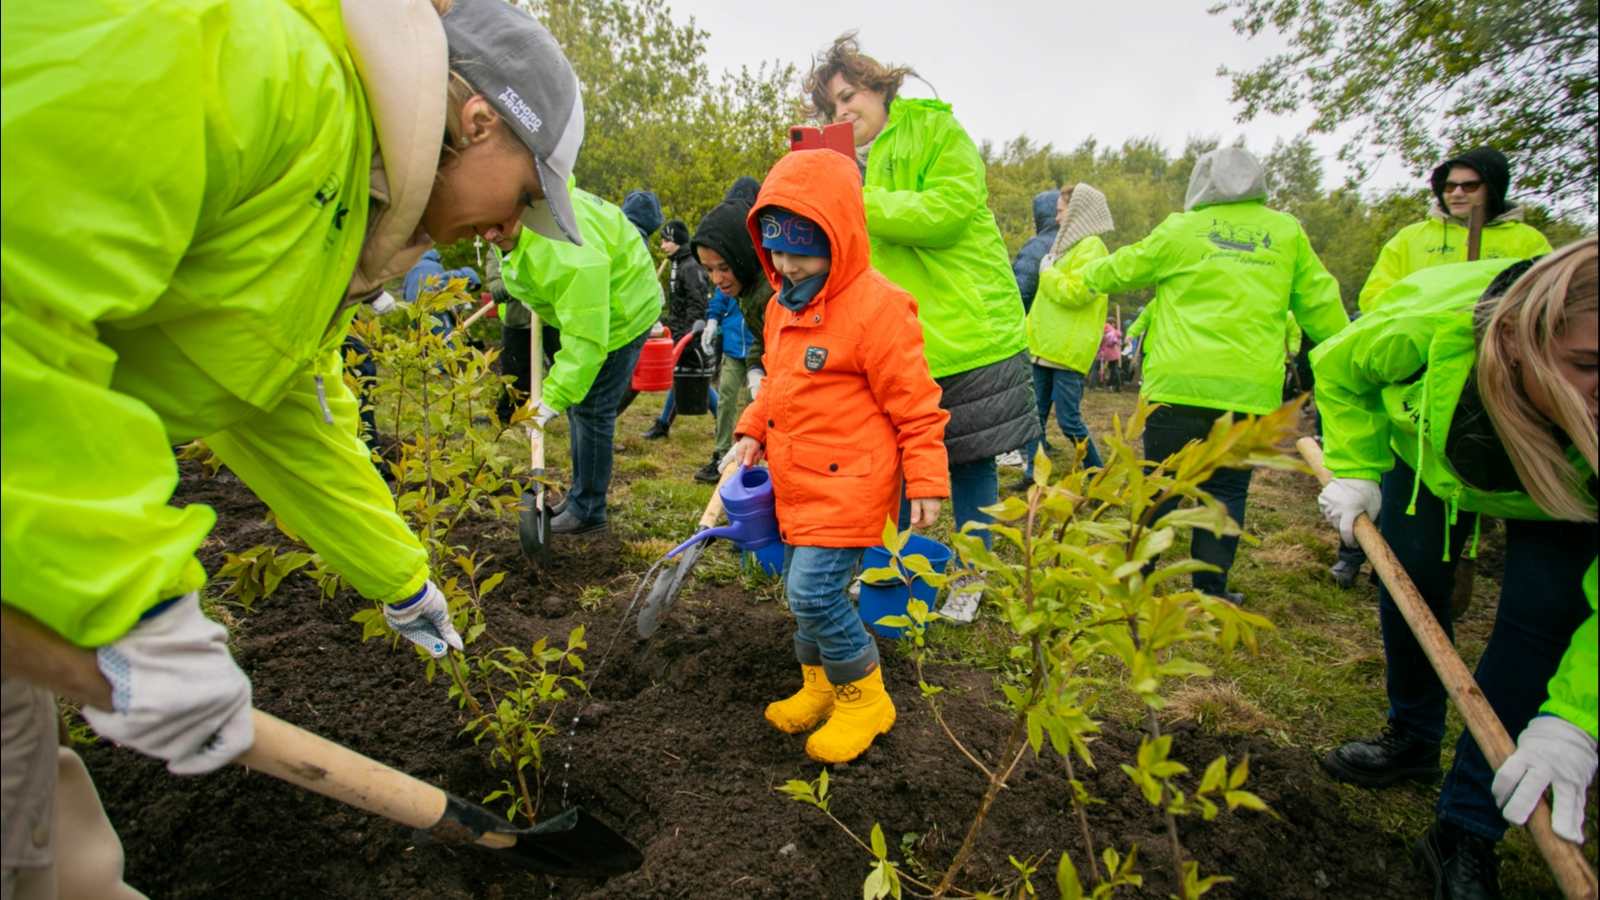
[1317,477,1382,547]
[82,593,254,775]
[747,368,765,398]
[1493,715,1598,844]
[650,322,666,338]
[530,401,560,430]
[370,290,398,316]
[383,581,464,659]
[700,319,719,355]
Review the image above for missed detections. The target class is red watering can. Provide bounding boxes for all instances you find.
[630,328,696,392]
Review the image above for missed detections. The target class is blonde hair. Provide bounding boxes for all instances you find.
[1476,237,1599,521]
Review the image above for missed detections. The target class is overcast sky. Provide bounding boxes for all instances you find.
[675,0,1416,193]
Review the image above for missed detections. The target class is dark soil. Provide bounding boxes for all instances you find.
[81,461,1432,899]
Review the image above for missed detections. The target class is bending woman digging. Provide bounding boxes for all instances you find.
[2,0,585,893]
[1313,240,1598,900]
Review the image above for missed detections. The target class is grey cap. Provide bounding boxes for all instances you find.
[441,0,586,245]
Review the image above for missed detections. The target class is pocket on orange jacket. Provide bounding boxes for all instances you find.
[790,437,872,478]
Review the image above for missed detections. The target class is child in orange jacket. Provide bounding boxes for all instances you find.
[731,149,950,764]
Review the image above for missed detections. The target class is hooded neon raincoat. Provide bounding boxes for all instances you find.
[861,99,1027,379]
[1082,148,1348,415]
[499,187,661,412]
[1357,208,1552,313]
[1310,259,1597,738]
[1,0,443,648]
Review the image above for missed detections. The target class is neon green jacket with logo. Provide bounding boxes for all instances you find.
[1308,258,1571,519]
[500,187,661,412]
[862,99,1027,379]
[1316,259,1597,738]
[1082,200,1348,415]
[1025,237,1109,373]
[1357,209,1552,313]
[2,0,431,647]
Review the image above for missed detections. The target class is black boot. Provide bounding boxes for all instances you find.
[642,420,671,440]
[693,452,722,484]
[1322,723,1442,788]
[1412,821,1503,900]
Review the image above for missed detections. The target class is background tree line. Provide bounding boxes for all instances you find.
[438,0,1595,320]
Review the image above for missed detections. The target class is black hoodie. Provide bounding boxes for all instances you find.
[1431,146,1511,222]
[690,178,773,371]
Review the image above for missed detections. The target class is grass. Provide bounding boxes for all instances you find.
[496,375,1593,897]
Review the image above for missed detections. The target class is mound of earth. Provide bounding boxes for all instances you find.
[80,463,1430,899]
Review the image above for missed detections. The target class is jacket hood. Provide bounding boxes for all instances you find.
[1032,190,1061,235]
[622,189,663,239]
[691,187,763,294]
[1041,184,1114,269]
[661,218,690,245]
[1432,147,1511,221]
[748,150,871,306]
[724,176,763,206]
[1427,198,1527,227]
[1185,147,1268,211]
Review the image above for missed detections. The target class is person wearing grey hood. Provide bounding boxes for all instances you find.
[1083,147,1349,604]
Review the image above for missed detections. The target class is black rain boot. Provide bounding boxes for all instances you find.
[693,452,722,484]
[1322,723,1442,788]
[642,419,671,441]
[1412,820,1504,900]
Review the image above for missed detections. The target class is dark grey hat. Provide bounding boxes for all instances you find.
[441,0,586,245]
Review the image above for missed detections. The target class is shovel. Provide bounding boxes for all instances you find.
[0,606,643,879]
[636,454,741,638]
[519,313,552,566]
[1298,439,1597,900]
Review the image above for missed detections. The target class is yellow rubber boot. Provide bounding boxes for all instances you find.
[764,664,834,734]
[805,668,896,763]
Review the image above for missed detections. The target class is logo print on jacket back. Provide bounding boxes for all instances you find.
[804,347,828,372]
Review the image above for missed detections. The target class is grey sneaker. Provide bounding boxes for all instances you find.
[1330,558,1361,588]
[995,450,1025,469]
[550,509,607,535]
[938,573,983,624]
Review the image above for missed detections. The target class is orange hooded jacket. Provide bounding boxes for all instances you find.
[735,150,950,547]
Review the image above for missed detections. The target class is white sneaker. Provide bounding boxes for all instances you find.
[937,573,983,624]
[996,451,1025,469]
[848,579,861,600]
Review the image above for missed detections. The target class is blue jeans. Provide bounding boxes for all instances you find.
[1378,460,1597,840]
[1024,366,1101,476]
[899,457,999,551]
[1142,404,1254,597]
[565,330,649,523]
[783,545,878,684]
[657,386,720,423]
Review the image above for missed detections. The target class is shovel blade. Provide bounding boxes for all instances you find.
[493,806,644,877]
[637,541,705,638]
[519,488,552,566]
[424,796,642,878]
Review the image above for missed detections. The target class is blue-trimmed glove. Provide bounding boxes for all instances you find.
[1493,715,1597,843]
[383,581,463,658]
[82,593,254,775]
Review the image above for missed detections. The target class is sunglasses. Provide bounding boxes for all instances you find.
[1443,180,1485,194]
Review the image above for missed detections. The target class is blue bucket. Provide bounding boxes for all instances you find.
[750,541,787,578]
[858,535,952,639]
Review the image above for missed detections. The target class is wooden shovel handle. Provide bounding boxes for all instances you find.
[699,458,743,529]
[1297,439,1597,900]
[528,313,545,474]
[0,605,449,833]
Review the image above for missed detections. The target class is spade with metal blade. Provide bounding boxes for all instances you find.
[637,457,741,638]
[519,313,552,566]
[0,606,644,879]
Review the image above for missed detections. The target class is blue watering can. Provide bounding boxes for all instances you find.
[666,465,779,558]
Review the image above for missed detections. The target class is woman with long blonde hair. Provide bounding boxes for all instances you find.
[1311,238,1597,898]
